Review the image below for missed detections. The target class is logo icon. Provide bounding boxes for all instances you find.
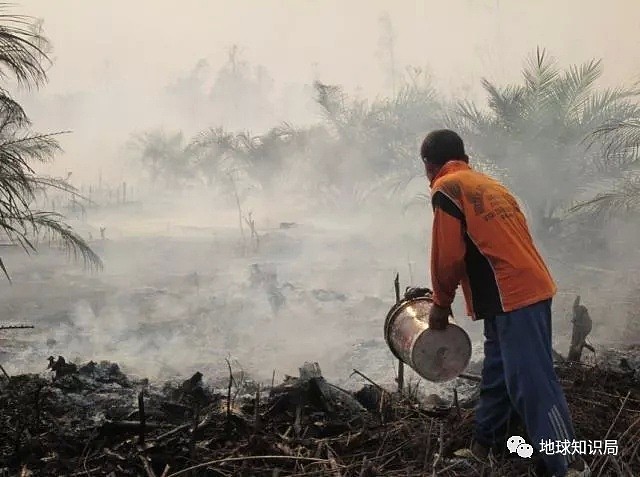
[507,435,533,458]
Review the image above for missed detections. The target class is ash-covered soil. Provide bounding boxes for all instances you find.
[1,353,639,477]
[0,217,484,396]
[0,214,633,400]
[1,207,639,476]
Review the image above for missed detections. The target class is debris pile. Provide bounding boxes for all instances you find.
[0,355,638,476]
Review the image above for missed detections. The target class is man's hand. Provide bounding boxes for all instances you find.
[428,303,451,330]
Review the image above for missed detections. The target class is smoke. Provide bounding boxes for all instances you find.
[1,0,638,394]
[0,204,437,386]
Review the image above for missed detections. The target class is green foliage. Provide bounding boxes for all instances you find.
[189,127,243,186]
[312,73,441,199]
[129,129,193,188]
[589,118,640,171]
[570,173,640,219]
[448,47,640,236]
[570,119,640,222]
[569,84,640,221]
[0,6,101,279]
[134,70,442,212]
[0,6,49,87]
[135,46,640,231]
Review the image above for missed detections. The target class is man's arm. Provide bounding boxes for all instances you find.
[430,191,466,309]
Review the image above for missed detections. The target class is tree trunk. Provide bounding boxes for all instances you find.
[567,296,593,362]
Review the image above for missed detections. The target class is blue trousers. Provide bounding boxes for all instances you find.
[474,299,576,476]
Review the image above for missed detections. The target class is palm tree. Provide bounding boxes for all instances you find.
[447,48,640,239]
[313,73,442,202]
[189,127,247,188]
[569,119,640,218]
[208,45,275,131]
[568,118,640,339]
[129,129,193,188]
[190,122,323,193]
[0,6,101,280]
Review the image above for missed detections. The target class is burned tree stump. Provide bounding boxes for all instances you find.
[567,295,593,362]
[47,356,78,381]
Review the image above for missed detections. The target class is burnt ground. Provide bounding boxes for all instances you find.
[0,352,639,477]
[0,214,639,476]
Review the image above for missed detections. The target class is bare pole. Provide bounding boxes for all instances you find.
[0,325,34,331]
[227,172,246,253]
[394,273,404,394]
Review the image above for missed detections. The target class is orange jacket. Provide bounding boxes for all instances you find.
[429,160,556,319]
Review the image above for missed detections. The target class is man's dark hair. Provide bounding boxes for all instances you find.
[420,129,468,165]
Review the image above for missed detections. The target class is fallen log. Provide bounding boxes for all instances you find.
[99,420,166,437]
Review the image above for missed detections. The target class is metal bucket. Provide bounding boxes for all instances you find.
[384,296,472,382]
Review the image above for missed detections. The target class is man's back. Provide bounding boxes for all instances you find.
[421,131,585,477]
[431,161,556,318]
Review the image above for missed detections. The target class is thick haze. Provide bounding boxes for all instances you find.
[14,0,640,182]
[1,1,638,388]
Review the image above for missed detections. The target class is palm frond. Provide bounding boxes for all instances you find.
[569,174,640,218]
[481,79,526,127]
[235,130,259,152]
[0,130,65,163]
[26,174,80,195]
[269,122,299,142]
[29,211,102,269]
[0,5,51,86]
[402,192,431,213]
[313,80,347,128]
[555,59,603,121]
[0,86,28,129]
[0,132,67,217]
[590,118,640,164]
[190,127,238,153]
[0,255,10,281]
[0,9,100,280]
[522,47,560,104]
[380,170,423,197]
[455,100,493,129]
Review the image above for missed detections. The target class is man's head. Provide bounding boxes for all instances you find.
[420,129,468,183]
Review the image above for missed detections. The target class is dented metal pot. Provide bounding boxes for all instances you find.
[384,296,472,382]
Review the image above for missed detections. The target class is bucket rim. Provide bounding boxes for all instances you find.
[411,322,473,382]
[383,296,434,361]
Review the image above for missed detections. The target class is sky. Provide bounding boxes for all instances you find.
[18,0,640,93]
[10,0,640,182]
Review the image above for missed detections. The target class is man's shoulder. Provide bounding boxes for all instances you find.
[432,168,486,198]
[433,177,463,202]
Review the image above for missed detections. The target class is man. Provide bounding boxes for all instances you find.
[420,130,589,477]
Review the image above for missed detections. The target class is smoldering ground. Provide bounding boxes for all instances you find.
[1,177,634,402]
[0,190,437,389]
[1,0,639,402]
